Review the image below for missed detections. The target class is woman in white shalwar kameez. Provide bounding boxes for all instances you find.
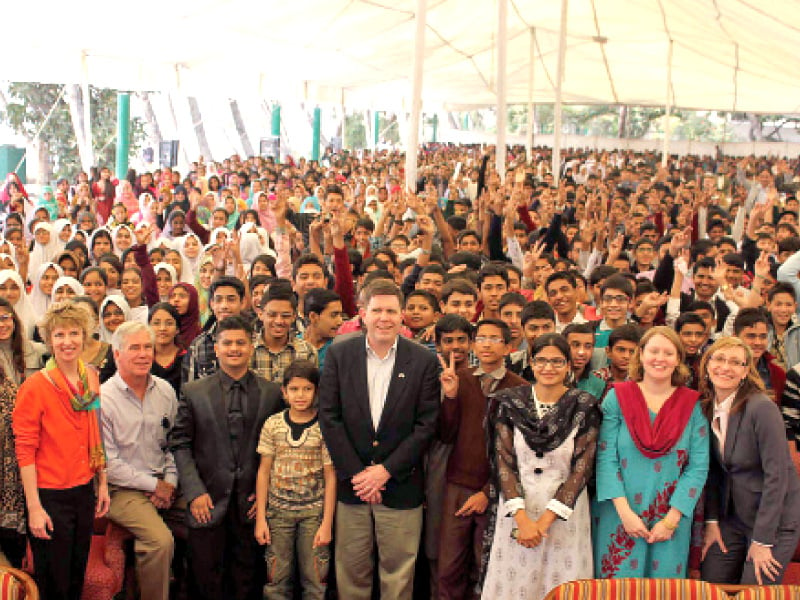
[480,334,601,600]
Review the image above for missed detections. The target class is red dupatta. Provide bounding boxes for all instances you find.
[614,380,699,459]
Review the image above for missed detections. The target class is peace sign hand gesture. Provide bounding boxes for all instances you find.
[439,353,459,399]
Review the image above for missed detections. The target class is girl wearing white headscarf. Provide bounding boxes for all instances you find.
[50,276,84,304]
[98,295,132,343]
[29,262,64,316]
[0,271,36,340]
[210,227,231,248]
[153,263,178,303]
[175,233,203,282]
[28,222,59,280]
[112,224,134,256]
[0,254,17,272]
[52,218,73,252]
[239,222,277,272]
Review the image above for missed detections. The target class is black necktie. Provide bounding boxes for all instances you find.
[228,381,244,473]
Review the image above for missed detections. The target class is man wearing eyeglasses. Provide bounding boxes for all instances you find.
[250,285,317,384]
[593,274,635,349]
[100,322,178,600]
[437,319,526,599]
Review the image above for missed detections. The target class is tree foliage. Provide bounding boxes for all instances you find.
[1,83,145,181]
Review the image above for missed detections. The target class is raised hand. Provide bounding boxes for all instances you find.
[754,249,769,277]
[607,233,624,261]
[417,215,434,237]
[713,255,729,288]
[439,352,459,399]
[134,224,153,247]
[669,226,691,257]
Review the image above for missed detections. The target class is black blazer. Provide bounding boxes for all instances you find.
[705,393,800,545]
[319,335,440,509]
[169,371,283,528]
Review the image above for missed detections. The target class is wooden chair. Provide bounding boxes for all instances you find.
[0,565,38,600]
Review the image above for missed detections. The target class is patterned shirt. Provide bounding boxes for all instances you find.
[251,333,317,384]
[257,410,331,511]
[181,323,218,386]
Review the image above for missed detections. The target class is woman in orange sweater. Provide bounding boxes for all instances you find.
[12,301,110,600]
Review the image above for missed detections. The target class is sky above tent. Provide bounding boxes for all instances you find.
[5,0,800,113]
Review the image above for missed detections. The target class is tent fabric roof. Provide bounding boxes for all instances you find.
[6,0,800,113]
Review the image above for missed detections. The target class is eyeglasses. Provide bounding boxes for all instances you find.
[532,357,568,368]
[0,314,13,323]
[708,355,747,368]
[602,295,630,305]
[474,336,504,345]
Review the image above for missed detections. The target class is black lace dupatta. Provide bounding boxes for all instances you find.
[476,385,602,593]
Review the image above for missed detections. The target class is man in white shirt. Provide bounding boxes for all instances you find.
[101,322,178,600]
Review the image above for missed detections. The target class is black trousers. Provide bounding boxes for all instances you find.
[29,482,95,600]
[702,514,800,585]
[188,491,264,600]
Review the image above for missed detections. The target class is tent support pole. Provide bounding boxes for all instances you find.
[552,0,568,185]
[405,0,427,191]
[271,104,281,136]
[312,107,321,161]
[526,28,535,164]
[662,39,673,167]
[496,0,508,179]
[116,93,130,180]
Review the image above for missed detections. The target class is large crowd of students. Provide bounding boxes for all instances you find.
[0,143,799,599]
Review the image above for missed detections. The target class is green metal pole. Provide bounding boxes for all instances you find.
[312,107,321,161]
[271,105,281,136]
[432,113,439,142]
[374,111,380,147]
[116,93,130,178]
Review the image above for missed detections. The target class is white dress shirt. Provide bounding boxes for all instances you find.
[366,337,398,431]
[711,391,736,451]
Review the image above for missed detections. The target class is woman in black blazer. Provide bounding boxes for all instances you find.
[699,336,800,585]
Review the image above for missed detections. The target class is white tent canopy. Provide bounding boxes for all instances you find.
[5,0,800,113]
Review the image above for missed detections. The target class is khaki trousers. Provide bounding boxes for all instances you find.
[335,502,423,600]
[108,488,175,600]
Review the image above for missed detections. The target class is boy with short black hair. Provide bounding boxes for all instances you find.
[440,279,479,322]
[593,324,641,389]
[563,323,606,399]
[403,289,441,352]
[255,360,335,600]
[765,282,800,369]
[593,274,635,348]
[734,307,786,401]
[514,300,556,378]
[498,291,527,358]
[675,312,709,389]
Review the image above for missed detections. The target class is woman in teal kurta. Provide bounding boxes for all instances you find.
[593,326,709,579]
